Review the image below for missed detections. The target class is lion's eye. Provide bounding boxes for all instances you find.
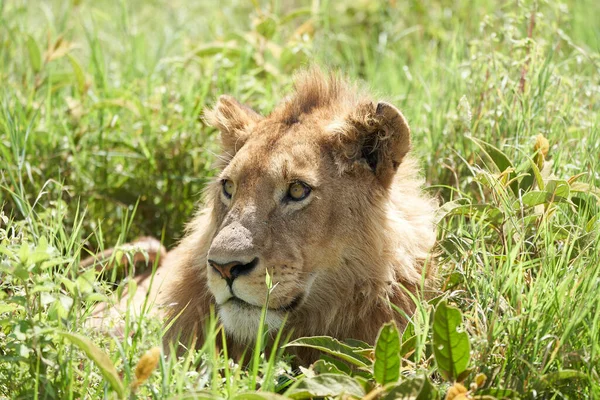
[222,179,235,199]
[287,181,311,201]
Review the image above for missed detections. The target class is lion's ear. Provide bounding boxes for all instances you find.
[335,101,411,187]
[204,95,263,156]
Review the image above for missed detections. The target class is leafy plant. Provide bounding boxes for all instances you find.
[1,0,599,398]
[284,300,509,399]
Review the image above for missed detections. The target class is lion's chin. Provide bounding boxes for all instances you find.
[218,299,285,344]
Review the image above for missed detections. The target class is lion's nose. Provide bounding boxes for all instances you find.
[208,258,259,285]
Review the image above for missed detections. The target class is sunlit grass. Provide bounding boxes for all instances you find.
[1,0,599,398]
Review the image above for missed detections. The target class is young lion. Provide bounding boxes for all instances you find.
[100,69,437,363]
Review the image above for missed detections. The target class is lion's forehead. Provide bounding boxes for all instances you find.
[227,133,324,183]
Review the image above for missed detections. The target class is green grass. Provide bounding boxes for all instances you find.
[1,0,599,398]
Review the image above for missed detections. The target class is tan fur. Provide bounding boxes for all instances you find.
[146,68,438,363]
[81,236,166,272]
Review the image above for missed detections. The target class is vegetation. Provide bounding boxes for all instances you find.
[1,0,599,398]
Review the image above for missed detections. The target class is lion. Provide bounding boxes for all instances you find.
[93,68,438,364]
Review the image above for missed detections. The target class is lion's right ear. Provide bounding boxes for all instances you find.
[330,101,411,188]
[204,95,263,156]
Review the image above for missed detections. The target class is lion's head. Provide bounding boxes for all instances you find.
[162,69,437,356]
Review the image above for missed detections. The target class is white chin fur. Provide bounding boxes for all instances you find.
[218,301,285,344]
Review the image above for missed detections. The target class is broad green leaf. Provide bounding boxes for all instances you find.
[40,292,56,307]
[0,303,24,313]
[280,46,310,72]
[18,242,30,265]
[255,15,278,39]
[36,236,48,253]
[514,186,570,210]
[345,338,372,350]
[312,359,348,375]
[0,244,16,260]
[31,284,54,294]
[284,336,371,368]
[48,294,73,320]
[534,370,589,391]
[456,367,473,383]
[434,198,470,223]
[285,374,365,399]
[470,137,513,173]
[280,7,312,25]
[39,257,68,270]
[29,236,52,265]
[384,375,439,400]
[373,321,401,385]
[432,300,471,382]
[527,156,545,190]
[516,155,545,193]
[353,374,375,394]
[517,168,535,193]
[545,180,570,199]
[514,191,549,209]
[469,137,519,194]
[444,204,504,226]
[319,355,353,375]
[400,334,417,358]
[26,35,42,72]
[12,264,29,280]
[341,339,373,359]
[58,331,125,398]
[85,293,109,303]
[192,42,242,58]
[400,322,418,360]
[518,149,546,188]
[76,269,95,295]
[59,277,76,295]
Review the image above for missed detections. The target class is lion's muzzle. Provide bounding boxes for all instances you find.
[208,258,258,287]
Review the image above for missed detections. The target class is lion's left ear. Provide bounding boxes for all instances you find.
[333,101,411,187]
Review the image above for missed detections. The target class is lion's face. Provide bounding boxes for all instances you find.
[203,72,412,342]
[206,123,350,341]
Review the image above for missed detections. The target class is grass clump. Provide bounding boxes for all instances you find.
[1,0,599,398]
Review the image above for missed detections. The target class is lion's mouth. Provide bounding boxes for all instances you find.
[226,294,303,313]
